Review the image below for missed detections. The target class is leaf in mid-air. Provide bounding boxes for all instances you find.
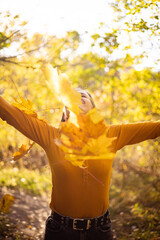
[42,64,60,98]
[13,142,35,161]
[77,109,106,139]
[56,109,116,168]
[42,63,81,114]
[12,97,37,118]
[0,194,14,213]
[59,72,82,115]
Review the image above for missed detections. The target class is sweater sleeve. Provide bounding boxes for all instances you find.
[0,96,58,149]
[107,121,160,152]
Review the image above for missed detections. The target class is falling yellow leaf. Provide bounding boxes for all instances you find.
[13,142,35,161]
[87,108,104,124]
[59,121,88,149]
[12,96,47,123]
[80,133,115,155]
[56,109,116,168]
[12,97,37,118]
[77,110,106,139]
[0,194,14,213]
[59,72,82,114]
[42,64,60,98]
[42,63,81,114]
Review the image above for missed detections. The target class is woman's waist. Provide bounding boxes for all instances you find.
[50,191,109,218]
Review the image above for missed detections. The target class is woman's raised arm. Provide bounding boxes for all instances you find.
[107,121,160,151]
[0,96,58,149]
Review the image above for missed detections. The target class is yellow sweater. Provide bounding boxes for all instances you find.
[0,96,160,218]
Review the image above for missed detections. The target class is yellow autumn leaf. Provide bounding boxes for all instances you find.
[60,122,88,149]
[0,194,14,213]
[87,108,104,124]
[56,109,116,168]
[42,63,81,114]
[42,64,61,99]
[77,111,106,139]
[12,97,37,118]
[59,72,82,115]
[13,142,35,161]
[58,134,115,168]
[80,133,116,156]
[12,97,47,124]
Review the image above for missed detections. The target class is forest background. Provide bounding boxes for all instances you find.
[0,0,160,239]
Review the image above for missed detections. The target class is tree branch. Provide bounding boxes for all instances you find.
[0,30,20,44]
[0,40,50,60]
[0,59,37,69]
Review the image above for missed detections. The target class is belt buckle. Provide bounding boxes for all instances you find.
[73,219,91,230]
[73,219,83,230]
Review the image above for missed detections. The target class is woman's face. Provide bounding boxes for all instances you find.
[79,92,94,113]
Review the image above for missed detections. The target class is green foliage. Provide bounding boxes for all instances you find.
[0,8,160,239]
[0,167,51,195]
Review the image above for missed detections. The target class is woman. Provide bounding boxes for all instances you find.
[0,89,160,240]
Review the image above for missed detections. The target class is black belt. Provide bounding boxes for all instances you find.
[51,209,110,231]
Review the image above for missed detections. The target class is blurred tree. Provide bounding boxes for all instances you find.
[91,0,160,68]
[0,12,83,147]
[111,0,159,34]
[0,12,32,68]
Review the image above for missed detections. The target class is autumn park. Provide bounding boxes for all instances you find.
[0,0,160,240]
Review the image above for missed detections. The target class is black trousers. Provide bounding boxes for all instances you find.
[44,214,113,240]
